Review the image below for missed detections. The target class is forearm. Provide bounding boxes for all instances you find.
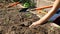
[29,0,60,27]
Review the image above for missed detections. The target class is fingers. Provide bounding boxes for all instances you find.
[29,23,36,28]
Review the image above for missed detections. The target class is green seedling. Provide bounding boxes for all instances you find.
[25,13,31,17]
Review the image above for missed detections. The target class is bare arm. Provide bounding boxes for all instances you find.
[29,0,60,28]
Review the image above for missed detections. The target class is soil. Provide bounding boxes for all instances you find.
[0,0,60,34]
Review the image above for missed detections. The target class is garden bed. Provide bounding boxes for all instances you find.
[0,0,60,34]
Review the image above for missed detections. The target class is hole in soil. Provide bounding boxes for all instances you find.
[33,28,37,30]
[12,26,17,31]
[20,27,22,29]
[20,24,25,27]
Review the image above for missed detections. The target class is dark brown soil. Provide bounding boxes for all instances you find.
[0,0,60,34]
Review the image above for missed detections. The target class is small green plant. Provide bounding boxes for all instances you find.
[25,13,31,17]
[23,2,30,8]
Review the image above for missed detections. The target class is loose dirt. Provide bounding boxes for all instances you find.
[0,0,60,34]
